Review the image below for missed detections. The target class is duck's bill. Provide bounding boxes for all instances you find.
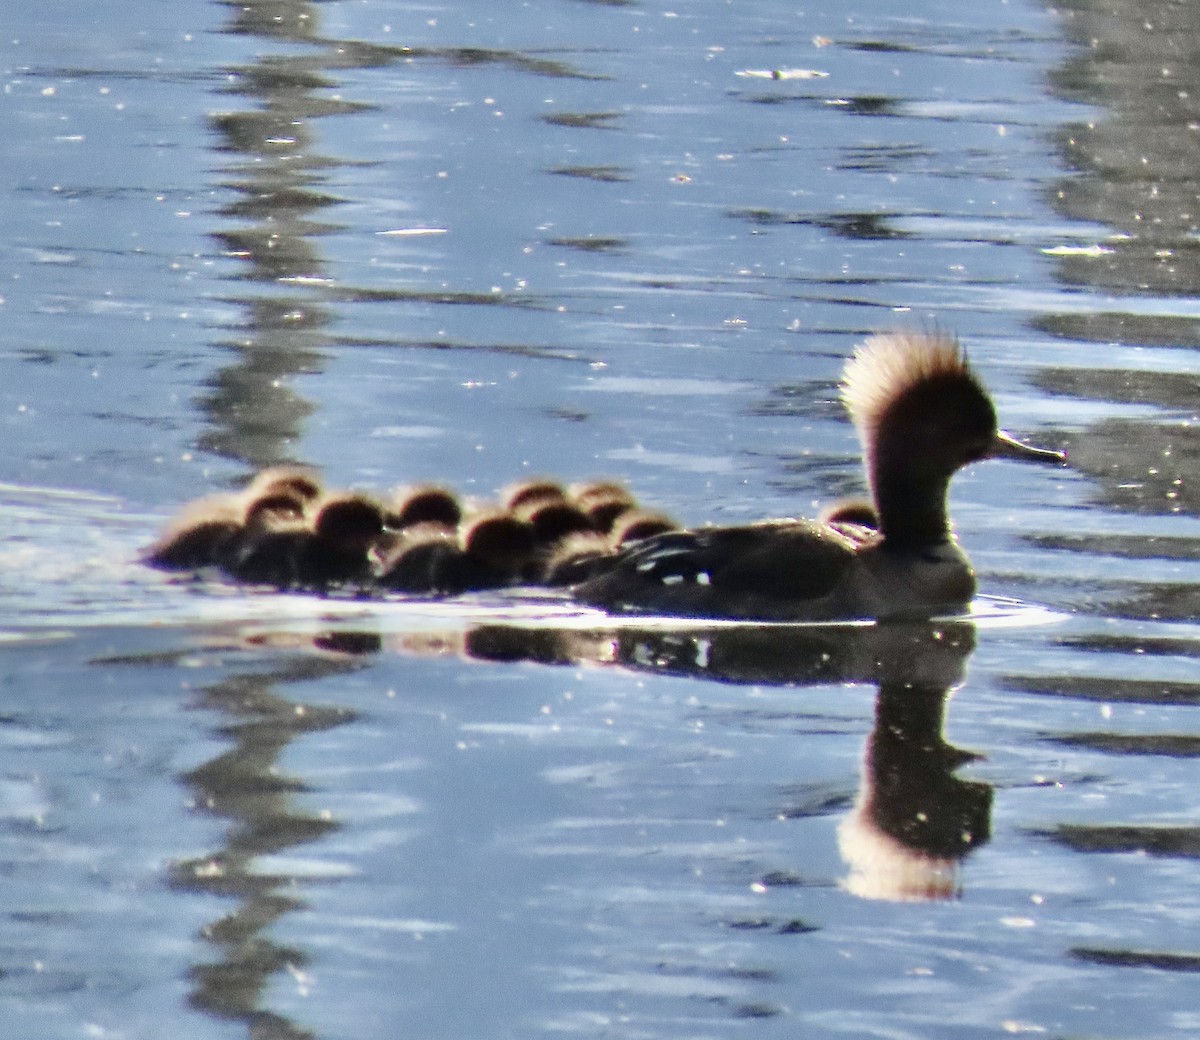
[990,429,1066,463]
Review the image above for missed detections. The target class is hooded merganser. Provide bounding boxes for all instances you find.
[573,332,1064,621]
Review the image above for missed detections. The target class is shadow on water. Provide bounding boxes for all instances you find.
[169,644,365,1039]
[201,0,348,470]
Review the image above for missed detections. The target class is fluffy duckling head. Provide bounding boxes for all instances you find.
[243,490,308,528]
[571,480,634,506]
[610,509,679,547]
[244,465,324,506]
[389,485,463,530]
[572,482,638,533]
[818,497,879,530]
[520,499,596,544]
[313,494,386,550]
[462,511,537,572]
[540,531,612,586]
[502,478,568,513]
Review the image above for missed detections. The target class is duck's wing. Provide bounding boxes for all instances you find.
[572,519,864,621]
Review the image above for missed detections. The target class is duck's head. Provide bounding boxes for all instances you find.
[841,332,1062,546]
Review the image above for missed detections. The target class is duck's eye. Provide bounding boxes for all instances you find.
[963,435,993,463]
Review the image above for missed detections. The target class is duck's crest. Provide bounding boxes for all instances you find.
[840,330,971,432]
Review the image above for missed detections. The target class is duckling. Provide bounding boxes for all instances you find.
[463,511,538,579]
[375,525,462,593]
[569,480,637,531]
[141,493,244,571]
[226,492,385,589]
[143,467,322,572]
[818,498,879,529]
[387,484,463,531]
[610,509,679,546]
[378,511,538,594]
[305,494,387,586]
[578,491,638,533]
[501,478,568,513]
[540,531,614,586]
[541,508,679,585]
[518,498,597,545]
[573,331,1063,621]
[243,465,323,507]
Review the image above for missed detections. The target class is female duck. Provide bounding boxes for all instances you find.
[573,332,1063,621]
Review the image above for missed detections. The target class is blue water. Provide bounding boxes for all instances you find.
[2,1,1200,1038]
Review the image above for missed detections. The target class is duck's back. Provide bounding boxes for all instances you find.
[572,519,868,621]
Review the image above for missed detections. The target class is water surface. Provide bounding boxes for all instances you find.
[1,1,1199,1038]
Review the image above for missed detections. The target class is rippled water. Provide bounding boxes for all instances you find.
[3,1,1200,1037]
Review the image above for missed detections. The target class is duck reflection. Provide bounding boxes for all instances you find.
[331,616,990,902]
[838,672,991,901]
[479,618,989,900]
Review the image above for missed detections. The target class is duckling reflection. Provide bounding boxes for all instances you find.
[232,614,992,902]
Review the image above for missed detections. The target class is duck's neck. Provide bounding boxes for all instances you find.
[871,470,953,549]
